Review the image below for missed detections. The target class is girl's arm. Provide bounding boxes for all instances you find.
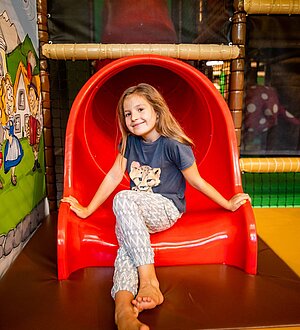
[61,153,127,218]
[182,162,250,212]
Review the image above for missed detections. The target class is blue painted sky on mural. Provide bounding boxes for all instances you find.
[0,0,38,54]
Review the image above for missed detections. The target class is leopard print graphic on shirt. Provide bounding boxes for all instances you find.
[129,161,161,193]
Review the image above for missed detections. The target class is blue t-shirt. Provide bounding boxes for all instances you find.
[124,135,195,213]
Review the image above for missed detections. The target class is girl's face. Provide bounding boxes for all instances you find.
[123,94,160,142]
[29,87,38,116]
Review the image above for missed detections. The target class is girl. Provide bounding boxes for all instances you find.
[62,83,250,330]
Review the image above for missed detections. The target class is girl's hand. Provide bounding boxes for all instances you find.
[227,193,251,212]
[61,196,90,219]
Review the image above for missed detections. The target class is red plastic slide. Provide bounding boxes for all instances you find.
[58,55,257,280]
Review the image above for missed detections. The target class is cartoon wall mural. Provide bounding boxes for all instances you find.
[0,0,47,277]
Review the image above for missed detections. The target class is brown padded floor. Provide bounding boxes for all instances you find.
[0,213,300,330]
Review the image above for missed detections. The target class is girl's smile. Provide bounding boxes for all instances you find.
[124,94,160,143]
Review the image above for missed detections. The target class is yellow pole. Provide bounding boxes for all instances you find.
[240,158,300,173]
[244,0,300,14]
[42,43,240,61]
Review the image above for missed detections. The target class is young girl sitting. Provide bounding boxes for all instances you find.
[62,83,250,330]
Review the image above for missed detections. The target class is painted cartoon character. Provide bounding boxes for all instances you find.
[1,73,23,185]
[0,78,4,189]
[0,118,3,189]
[3,118,24,185]
[129,161,161,192]
[26,81,41,171]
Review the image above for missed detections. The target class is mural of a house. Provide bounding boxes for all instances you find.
[0,27,7,78]
[13,62,42,139]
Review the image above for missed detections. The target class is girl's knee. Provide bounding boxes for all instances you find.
[114,190,130,204]
[113,190,136,212]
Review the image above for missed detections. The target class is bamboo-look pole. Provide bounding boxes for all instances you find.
[229,1,247,150]
[37,0,57,211]
[244,0,300,14]
[240,158,300,172]
[41,43,240,61]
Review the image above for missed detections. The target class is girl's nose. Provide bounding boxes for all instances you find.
[131,110,139,121]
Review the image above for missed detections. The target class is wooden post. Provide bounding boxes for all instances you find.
[37,0,57,211]
[229,0,247,152]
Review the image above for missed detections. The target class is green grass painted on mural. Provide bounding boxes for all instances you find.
[242,172,300,208]
[0,136,46,235]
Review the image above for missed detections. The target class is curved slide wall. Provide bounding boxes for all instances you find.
[58,55,257,279]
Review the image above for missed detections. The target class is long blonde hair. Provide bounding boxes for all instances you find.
[116,83,193,156]
[0,74,15,126]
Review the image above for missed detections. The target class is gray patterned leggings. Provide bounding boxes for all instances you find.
[111,190,181,299]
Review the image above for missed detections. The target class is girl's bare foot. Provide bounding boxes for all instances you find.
[132,281,164,312]
[115,291,150,330]
[115,305,149,330]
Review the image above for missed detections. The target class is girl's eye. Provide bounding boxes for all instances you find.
[124,113,131,117]
[138,108,144,112]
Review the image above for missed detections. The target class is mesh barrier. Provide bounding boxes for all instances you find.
[194,60,231,102]
[242,172,300,207]
[241,15,300,156]
[48,60,92,203]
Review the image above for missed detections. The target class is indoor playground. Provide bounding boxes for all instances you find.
[0,0,300,329]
